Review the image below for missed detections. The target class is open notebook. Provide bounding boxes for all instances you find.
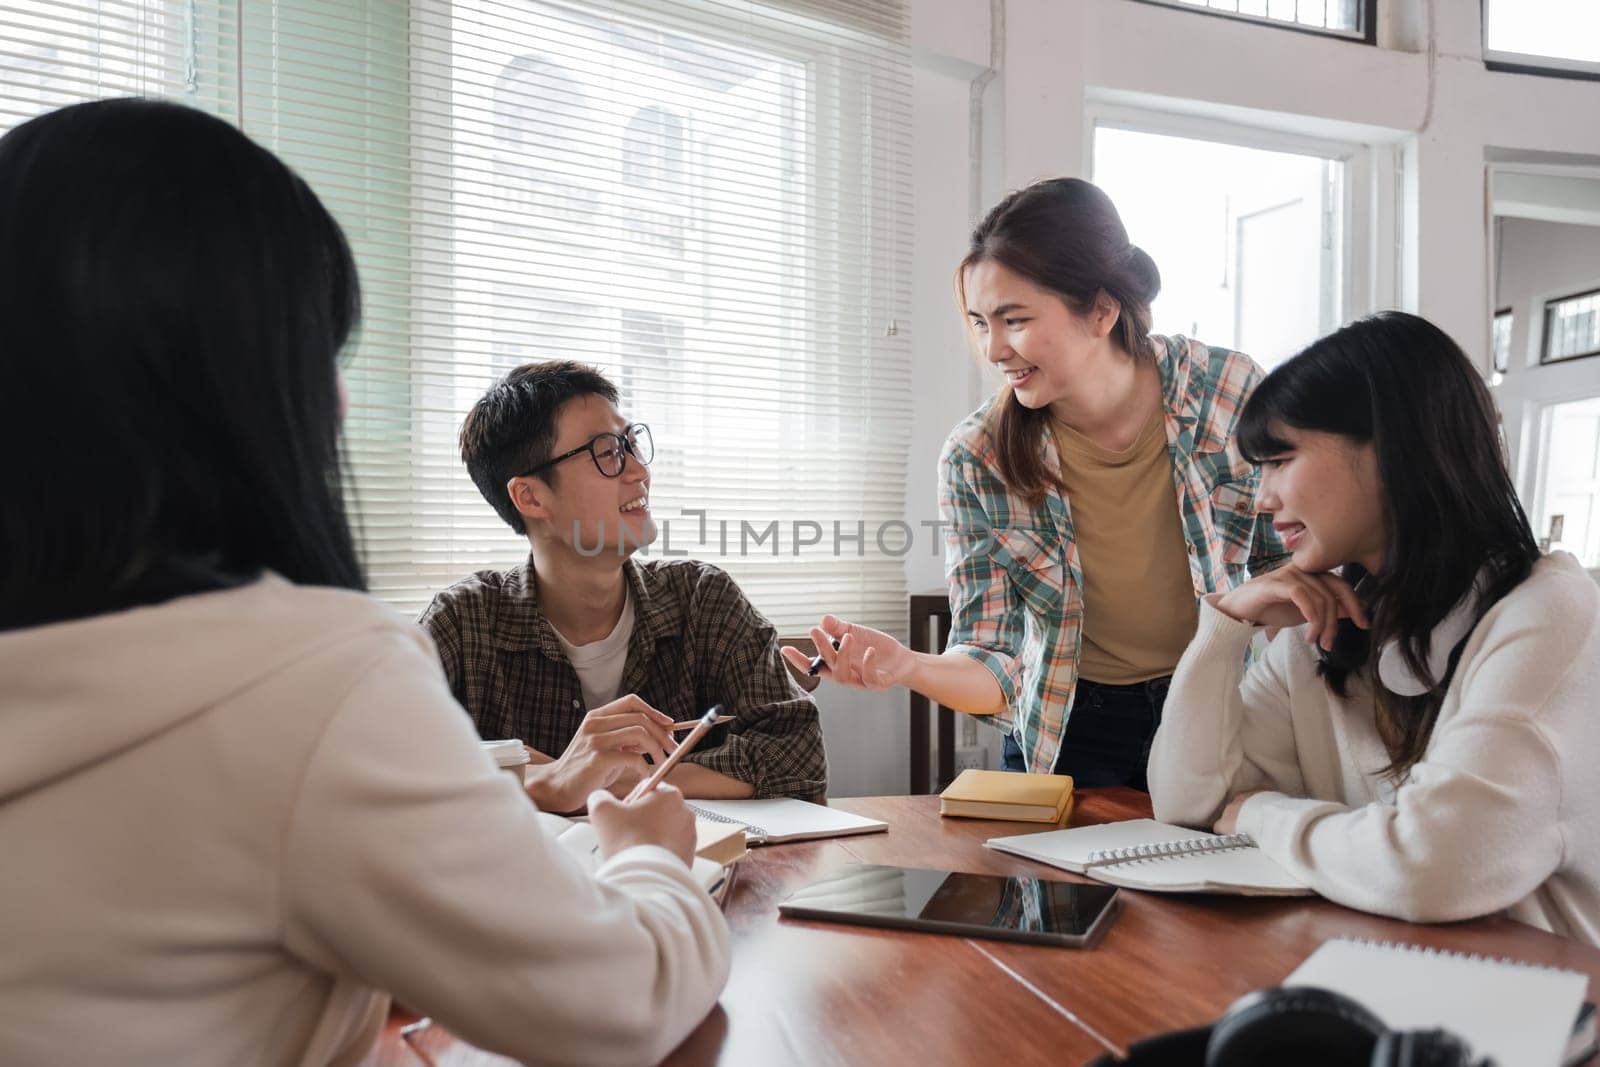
[686,799,887,845]
[1287,938,1591,1067]
[985,817,1310,896]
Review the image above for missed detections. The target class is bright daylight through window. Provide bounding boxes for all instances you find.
[1485,0,1600,75]
[1093,124,1344,370]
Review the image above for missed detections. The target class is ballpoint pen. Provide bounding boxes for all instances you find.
[806,637,842,676]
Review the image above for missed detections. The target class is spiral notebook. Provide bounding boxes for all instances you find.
[984,818,1311,896]
[1287,938,1590,1067]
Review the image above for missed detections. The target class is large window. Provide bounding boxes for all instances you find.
[1485,0,1600,79]
[1132,0,1372,43]
[1092,122,1350,370]
[408,0,912,629]
[1,0,914,631]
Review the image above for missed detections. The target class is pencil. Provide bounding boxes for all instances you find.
[668,714,734,731]
[625,705,721,802]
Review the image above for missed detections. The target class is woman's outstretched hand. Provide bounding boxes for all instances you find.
[780,614,917,691]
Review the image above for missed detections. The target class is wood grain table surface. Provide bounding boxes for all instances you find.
[364,790,1600,1067]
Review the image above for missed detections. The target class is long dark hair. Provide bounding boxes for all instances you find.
[0,98,365,630]
[1237,311,1539,778]
[959,177,1162,504]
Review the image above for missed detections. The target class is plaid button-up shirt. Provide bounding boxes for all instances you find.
[419,557,828,799]
[940,335,1290,774]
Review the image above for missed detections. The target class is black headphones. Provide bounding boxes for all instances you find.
[1082,987,1488,1067]
[1205,987,1487,1067]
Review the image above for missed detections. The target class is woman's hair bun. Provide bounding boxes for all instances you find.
[1126,244,1161,303]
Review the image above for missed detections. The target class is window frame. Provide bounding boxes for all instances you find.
[1126,0,1376,45]
[1482,0,1600,83]
[1540,287,1600,366]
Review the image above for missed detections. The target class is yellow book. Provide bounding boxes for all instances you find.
[939,769,1074,823]
[694,817,749,867]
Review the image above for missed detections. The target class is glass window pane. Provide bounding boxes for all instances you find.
[1140,0,1362,36]
[1493,311,1513,373]
[1537,397,1600,567]
[1486,0,1600,68]
[1544,290,1600,363]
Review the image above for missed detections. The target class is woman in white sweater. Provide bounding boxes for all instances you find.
[1148,311,1600,945]
[0,99,729,1065]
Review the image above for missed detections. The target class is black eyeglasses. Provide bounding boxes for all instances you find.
[520,423,653,479]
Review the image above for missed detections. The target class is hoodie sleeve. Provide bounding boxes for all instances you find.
[279,628,730,1067]
[1148,596,1306,828]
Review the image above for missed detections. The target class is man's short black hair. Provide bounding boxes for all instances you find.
[459,360,619,533]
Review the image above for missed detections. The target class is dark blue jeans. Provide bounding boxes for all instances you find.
[1001,676,1171,791]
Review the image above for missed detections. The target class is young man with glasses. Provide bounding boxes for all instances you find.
[421,360,827,811]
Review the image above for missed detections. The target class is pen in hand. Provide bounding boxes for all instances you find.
[807,637,842,677]
[624,705,721,803]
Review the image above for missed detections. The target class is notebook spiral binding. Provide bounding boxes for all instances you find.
[688,805,769,839]
[1332,937,1577,975]
[1087,833,1256,866]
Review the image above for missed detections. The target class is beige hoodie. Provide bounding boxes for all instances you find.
[0,575,730,1066]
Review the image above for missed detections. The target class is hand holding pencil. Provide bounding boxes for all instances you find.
[588,783,697,867]
[588,705,723,868]
[625,706,722,802]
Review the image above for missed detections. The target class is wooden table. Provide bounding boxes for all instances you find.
[365,791,1600,1066]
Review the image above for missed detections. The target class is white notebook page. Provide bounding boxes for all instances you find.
[1287,938,1588,1067]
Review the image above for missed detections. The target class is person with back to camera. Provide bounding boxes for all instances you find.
[1148,311,1600,943]
[785,178,1288,789]
[0,98,730,1066]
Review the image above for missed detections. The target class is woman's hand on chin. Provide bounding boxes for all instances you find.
[1212,566,1369,650]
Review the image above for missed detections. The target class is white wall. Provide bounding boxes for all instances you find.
[819,0,1600,799]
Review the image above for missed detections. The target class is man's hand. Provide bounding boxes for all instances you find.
[524,695,675,813]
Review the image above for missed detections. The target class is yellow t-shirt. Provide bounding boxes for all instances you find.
[1051,410,1198,685]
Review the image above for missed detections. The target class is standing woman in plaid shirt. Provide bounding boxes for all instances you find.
[785,178,1288,789]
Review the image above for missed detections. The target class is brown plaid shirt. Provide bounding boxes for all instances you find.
[418,557,827,799]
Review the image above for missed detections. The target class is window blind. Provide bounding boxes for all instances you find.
[3,0,914,633]
[0,1,231,124]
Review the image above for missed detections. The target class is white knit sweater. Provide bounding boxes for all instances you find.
[1148,553,1600,945]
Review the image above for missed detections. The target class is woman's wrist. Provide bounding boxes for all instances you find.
[1207,590,1255,625]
